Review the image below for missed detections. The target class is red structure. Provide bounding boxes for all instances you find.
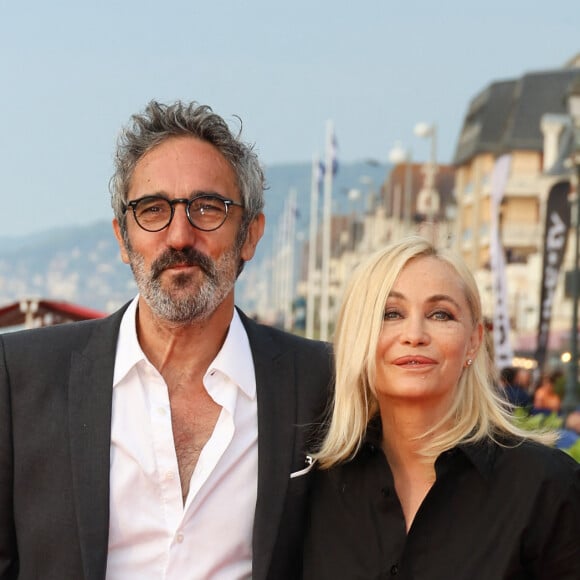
[0,299,106,330]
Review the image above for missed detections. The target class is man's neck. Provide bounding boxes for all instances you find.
[135,295,235,379]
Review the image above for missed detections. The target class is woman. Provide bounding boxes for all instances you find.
[304,237,580,579]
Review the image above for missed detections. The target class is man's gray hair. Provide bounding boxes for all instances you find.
[110,100,265,233]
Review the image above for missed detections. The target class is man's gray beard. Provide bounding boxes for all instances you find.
[127,246,240,325]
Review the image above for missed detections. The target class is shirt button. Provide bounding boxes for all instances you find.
[176,533,184,544]
[165,471,175,480]
[390,563,399,575]
[381,487,390,498]
[158,407,167,416]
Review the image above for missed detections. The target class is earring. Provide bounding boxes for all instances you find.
[466,358,473,367]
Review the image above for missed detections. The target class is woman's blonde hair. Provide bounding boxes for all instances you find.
[315,236,554,468]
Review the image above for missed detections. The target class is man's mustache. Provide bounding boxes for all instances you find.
[151,248,216,280]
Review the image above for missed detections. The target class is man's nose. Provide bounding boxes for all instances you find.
[166,203,197,248]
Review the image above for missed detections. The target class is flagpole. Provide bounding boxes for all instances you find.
[283,188,297,332]
[274,196,291,326]
[279,198,288,328]
[320,120,334,342]
[306,154,320,339]
[273,210,283,325]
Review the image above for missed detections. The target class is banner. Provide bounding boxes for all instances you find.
[490,154,514,371]
[535,180,571,372]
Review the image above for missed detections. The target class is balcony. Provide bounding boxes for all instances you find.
[501,222,541,248]
[505,175,542,197]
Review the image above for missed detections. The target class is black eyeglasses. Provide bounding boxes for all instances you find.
[123,194,244,232]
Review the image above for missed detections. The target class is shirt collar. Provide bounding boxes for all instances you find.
[206,309,256,401]
[113,296,145,387]
[113,297,256,401]
[361,416,499,481]
[455,438,500,481]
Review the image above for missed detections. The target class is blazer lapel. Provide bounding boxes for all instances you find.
[68,309,125,580]
[240,314,297,580]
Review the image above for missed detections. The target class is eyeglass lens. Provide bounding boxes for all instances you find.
[133,196,229,231]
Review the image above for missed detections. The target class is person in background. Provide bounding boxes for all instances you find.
[565,411,580,433]
[0,100,332,580]
[303,236,580,580]
[533,370,563,413]
[499,366,533,409]
[513,367,533,396]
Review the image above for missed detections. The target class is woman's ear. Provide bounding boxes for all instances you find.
[468,322,484,360]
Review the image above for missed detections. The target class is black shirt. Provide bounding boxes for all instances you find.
[303,429,580,579]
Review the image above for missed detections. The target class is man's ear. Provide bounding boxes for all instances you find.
[112,218,130,264]
[240,213,265,262]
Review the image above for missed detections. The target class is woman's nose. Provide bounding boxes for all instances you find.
[401,316,429,345]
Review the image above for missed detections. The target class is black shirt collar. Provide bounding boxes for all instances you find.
[363,416,500,482]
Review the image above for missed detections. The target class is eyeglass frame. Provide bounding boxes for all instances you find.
[122,193,245,232]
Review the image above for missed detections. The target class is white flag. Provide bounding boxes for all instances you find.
[489,154,514,371]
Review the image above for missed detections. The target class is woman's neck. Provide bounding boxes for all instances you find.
[378,399,450,532]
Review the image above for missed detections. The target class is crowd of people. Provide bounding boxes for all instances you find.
[1,99,579,579]
[500,364,580,442]
[500,366,565,413]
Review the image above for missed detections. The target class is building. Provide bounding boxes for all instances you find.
[380,162,456,247]
[452,55,580,365]
[296,162,456,338]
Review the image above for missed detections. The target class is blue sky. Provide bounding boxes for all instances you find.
[1,0,579,236]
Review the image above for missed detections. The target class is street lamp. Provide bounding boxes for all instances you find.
[388,143,413,234]
[347,188,361,251]
[564,77,580,413]
[414,123,438,204]
[414,122,440,242]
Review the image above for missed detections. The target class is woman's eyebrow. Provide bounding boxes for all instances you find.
[426,294,461,309]
[387,291,460,309]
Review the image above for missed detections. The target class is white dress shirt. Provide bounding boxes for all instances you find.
[105,297,258,579]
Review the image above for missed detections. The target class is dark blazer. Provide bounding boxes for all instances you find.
[0,304,332,580]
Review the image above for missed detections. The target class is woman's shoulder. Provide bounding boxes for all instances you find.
[494,438,579,486]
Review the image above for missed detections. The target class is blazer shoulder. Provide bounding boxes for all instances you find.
[237,307,332,356]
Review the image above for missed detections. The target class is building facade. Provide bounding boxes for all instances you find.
[452,56,580,367]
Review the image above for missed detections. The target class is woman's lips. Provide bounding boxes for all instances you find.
[393,355,437,366]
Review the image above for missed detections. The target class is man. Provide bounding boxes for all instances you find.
[0,101,332,579]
